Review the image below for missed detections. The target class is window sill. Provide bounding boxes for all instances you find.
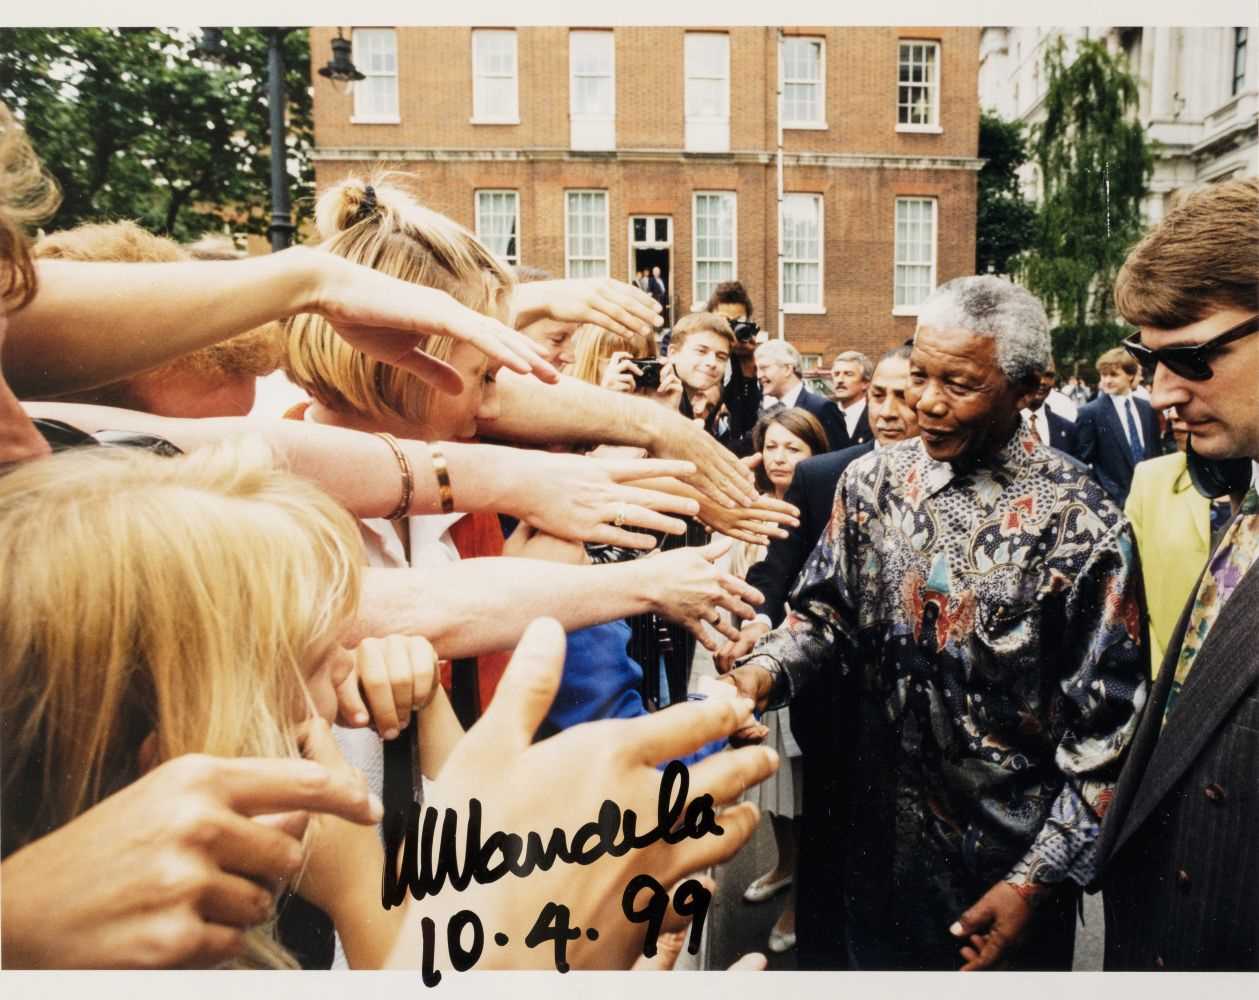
[783,304,826,315]
[896,124,943,134]
[784,121,828,131]
[351,116,401,125]
[470,117,521,126]
[892,305,923,317]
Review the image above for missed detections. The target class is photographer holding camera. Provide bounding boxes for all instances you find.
[706,281,764,455]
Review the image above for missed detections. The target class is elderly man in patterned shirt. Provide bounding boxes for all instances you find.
[725,275,1148,970]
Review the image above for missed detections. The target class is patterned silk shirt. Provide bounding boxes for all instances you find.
[747,421,1148,951]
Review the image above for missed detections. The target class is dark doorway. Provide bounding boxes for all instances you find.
[635,247,672,327]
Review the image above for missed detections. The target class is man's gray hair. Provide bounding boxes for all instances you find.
[755,338,801,374]
[915,276,1051,383]
[832,350,873,380]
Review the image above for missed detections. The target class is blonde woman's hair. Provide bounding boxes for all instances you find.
[0,438,363,967]
[34,222,283,402]
[568,324,658,385]
[0,101,62,311]
[283,173,516,424]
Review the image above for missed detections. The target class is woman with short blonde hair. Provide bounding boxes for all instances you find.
[284,174,515,430]
[0,439,365,967]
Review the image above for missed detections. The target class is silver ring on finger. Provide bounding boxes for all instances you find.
[613,507,627,527]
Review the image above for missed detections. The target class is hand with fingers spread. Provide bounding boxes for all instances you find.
[333,634,440,740]
[950,880,1040,971]
[601,351,644,394]
[510,450,702,551]
[642,399,758,511]
[695,490,800,547]
[638,538,765,652]
[309,250,559,397]
[511,277,663,342]
[0,753,382,969]
[385,618,779,972]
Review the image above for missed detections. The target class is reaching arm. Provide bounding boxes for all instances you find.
[350,542,762,659]
[5,249,557,398]
[484,369,758,509]
[22,401,699,550]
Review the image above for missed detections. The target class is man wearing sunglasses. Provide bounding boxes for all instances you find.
[1074,347,1162,505]
[1094,177,1259,971]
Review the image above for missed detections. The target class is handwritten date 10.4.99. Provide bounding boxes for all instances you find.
[419,875,713,985]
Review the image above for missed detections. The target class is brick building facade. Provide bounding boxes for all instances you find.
[310,26,981,366]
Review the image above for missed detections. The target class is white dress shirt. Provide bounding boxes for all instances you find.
[1107,391,1146,453]
[842,398,867,438]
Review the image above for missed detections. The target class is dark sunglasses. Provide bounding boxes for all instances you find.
[1122,313,1259,382]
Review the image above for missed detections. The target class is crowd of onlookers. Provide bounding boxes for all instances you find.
[2,90,1258,974]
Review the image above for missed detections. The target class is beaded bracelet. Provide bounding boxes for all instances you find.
[375,432,414,521]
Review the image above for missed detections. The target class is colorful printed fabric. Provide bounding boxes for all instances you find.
[1165,487,1259,722]
[749,421,1147,944]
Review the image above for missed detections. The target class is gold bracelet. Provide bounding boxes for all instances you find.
[375,432,413,521]
[429,442,454,514]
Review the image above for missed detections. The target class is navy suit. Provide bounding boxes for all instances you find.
[744,441,876,968]
[788,386,849,453]
[1028,405,1079,459]
[1075,393,1160,506]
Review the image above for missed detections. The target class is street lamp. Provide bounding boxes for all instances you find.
[319,29,365,93]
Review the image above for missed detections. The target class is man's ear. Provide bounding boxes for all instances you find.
[1013,375,1040,412]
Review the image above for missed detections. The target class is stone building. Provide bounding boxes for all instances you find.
[979,26,1257,223]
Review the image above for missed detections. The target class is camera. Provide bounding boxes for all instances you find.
[631,358,663,390]
[731,319,760,343]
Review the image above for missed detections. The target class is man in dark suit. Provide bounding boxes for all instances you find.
[1023,358,1079,458]
[1074,346,1161,505]
[648,265,668,315]
[717,344,918,967]
[829,351,873,449]
[1095,177,1259,971]
[754,339,847,452]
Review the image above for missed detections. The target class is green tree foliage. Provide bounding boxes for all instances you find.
[976,110,1037,277]
[1022,35,1155,368]
[0,27,313,242]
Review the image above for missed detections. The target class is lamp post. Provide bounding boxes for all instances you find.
[200,28,363,253]
[265,28,295,252]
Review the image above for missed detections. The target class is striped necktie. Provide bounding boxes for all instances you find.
[1164,486,1259,722]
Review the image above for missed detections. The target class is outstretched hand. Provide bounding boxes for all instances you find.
[387,617,778,971]
[510,451,703,550]
[512,277,663,341]
[0,753,381,969]
[311,251,560,396]
[646,537,765,651]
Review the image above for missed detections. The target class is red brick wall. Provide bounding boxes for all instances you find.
[311,26,980,364]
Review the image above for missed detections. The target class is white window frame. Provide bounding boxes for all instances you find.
[1232,27,1249,97]
[692,191,737,307]
[780,36,827,130]
[471,29,520,125]
[896,40,942,134]
[474,190,520,267]
[564,190,609,278]
[569,30,616,151]
[684,33,730,153]
[892,197,937,316]
[782,193,824,314]
[351,28,400,124]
